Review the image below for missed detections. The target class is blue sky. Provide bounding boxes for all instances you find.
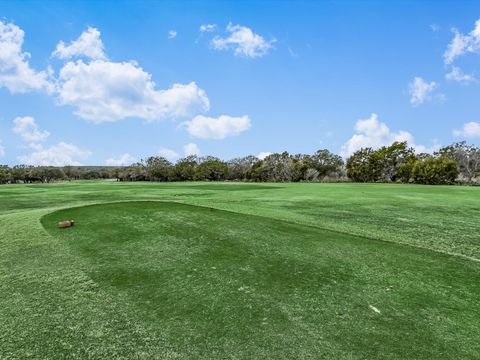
[1,0,480,166]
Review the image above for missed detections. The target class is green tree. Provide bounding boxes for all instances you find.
[346,148,375,182]
[412,157,459,184]
[374,142,414,182]
[245,160,268,182]
[118,163,147,181]
[172,155,199,181]
[0,165,11,184]
[261,152,295,182]
[10,165,30,183]
[63,166,81,180]
[396,154,418,183]
[145,156,172,181]
[30,167,65,183]
[347,142,415,183]
[310,149,344,178]
[193,158,228,181]
[227,156,260,181]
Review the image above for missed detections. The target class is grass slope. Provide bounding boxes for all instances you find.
[1,181,480,359]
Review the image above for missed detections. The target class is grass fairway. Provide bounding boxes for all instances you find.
[1,182,480,359]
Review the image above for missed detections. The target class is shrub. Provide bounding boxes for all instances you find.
[412,157,459,185]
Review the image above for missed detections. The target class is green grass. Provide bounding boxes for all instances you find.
[1,181,480,359]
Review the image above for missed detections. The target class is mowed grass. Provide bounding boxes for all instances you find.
[1,182,480,359]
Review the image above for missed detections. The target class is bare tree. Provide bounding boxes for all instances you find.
[436,142,480,182]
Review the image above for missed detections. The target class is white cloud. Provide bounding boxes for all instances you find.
[183,114,250,139]
[211,23,275,58]
[1,25,210,124]
[52,27,210,122]
[105,153,136,166]
[0,141,4,157]
[11,119,89,166]
[341,113,437,157]
[200,24,217,33]
[430,24,440,32]
[444,19,480,64]
[12,116,50,142]
[257,151,272,160]
[17,142,90,166]
[409,77,438,105]
[444,29,470,64]
[445,66,475,82]
[184,143,200,156]
[158,147,179,161]
[168,30,177,39]
[52,27,106,60]
[0,21,53,93]
[56,59,210,122]
[453,122,480,138]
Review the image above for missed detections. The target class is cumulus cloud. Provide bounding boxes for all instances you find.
[183,114,250,139]
[17,142,90,166]
[444,19,480,64]
[184,143,200,156]
[56,60,210,122]
[341,113,437,157]
[257,151,272,160]
[2,25,210,124]
[200,24,217,33]
[11,118,90,166]
[211,23,275,58]
[52,28,210,122]
[445,66,475,82]
[168,30,177,39]
[409,77,438,105]
[12,116,50,142]
[0,20,53,93]
[52,27,106,60]
[158,147,179,161]
[105,153,136,166]
[453,122,480,138]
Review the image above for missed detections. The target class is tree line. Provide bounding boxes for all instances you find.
[1,141,479,185]
[0,165,112,184]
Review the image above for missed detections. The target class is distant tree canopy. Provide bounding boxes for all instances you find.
[0,165,111,184]
[0,142,478,185]
[346,142,415,183]
[145,156,172,181]
[434,141,480,182]
[411,157,459,185]
[346,141,463,184]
